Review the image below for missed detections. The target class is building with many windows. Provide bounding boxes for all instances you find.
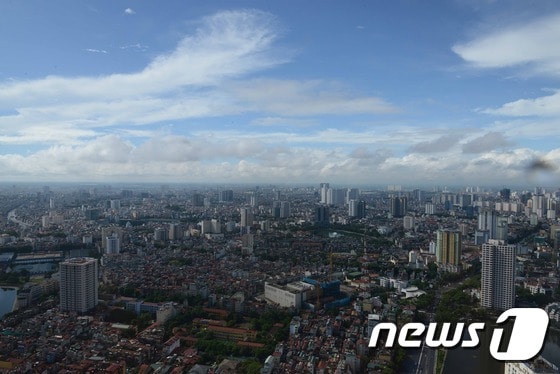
[481,239,516,311]
[435,230,462,272]
[59,257,98,313]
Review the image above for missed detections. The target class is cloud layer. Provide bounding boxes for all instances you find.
[0,8,559,186]
[453,13,560,76]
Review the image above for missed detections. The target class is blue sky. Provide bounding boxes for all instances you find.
[1,1,560,186]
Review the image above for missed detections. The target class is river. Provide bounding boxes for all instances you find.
[0,287,17,319]
[443,325,560,373]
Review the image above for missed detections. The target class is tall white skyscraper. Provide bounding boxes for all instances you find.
[59,257,99,313]
[481,239,515,311]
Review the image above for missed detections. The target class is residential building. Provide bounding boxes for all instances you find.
[59,257,99,313]
[481,239,516,311]
[435,230,462,272]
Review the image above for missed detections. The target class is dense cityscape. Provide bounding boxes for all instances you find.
[0,182,559,373]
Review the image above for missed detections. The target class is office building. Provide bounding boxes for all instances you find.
[436,230,462,272]
[390,196,407,218]
[59,257,98,313]
[481,239,516,311]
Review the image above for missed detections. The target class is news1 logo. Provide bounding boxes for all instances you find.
[368,308,549,361]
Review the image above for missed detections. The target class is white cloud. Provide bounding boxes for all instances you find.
[120,43,148,52]
[482,89,560,117]
[0,131,555,185]
[0,10,289,146]
[85,48,108,54]
[453,13,560,76]
[0,9,395,150]
[124,8,135,15]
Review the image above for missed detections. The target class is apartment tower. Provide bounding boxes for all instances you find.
[481,239,515,311]
[435,230,462,272]
[59,257,99,313]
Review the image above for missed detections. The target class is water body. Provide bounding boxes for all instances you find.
[0,287,17,319]
[443,327,503,374]
[444,326,560,373]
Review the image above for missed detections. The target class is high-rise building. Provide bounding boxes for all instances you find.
[219,190,234,203]
[110,199,121,210]
[425,203,435,215]
[500,188,511,201]
[280,201,290,218]
[272,201,281,218]
[478,209,498,239]
[200,219,221,235]
[390,196,407,218]
[154,227,168,241]
[346,188,359,204]
[403,216,415,230]
[250,194,258,207]
[240,207,253,228]
[481,239,516,311]
[105,234,120,254]
[315,205,329,226]
[169,223,182,240]
[349,200,366,218]
[496,216,509,241]
[59,257,99,313]
[320,183,329,204]
[435,230,462,272]
[326,188,346,206]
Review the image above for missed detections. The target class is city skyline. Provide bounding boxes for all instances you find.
[1,1,560,185]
